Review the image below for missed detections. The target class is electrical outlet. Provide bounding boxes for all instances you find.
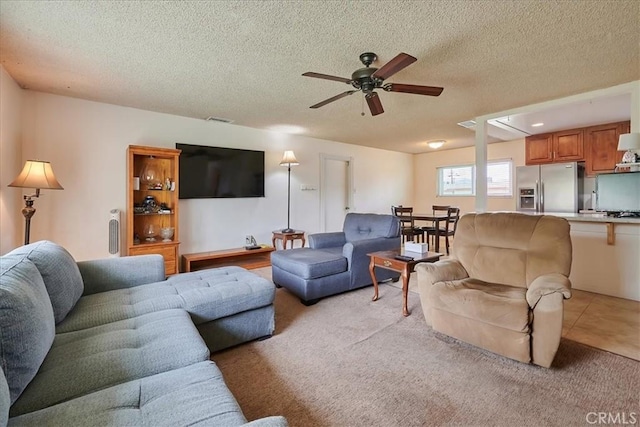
[245,235,252,246]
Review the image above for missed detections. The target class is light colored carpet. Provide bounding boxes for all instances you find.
[213,284,639,427]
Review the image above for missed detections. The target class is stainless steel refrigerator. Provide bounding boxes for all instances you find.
[516,162,583,213]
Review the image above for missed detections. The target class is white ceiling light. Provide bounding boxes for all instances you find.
[531,122,544,127]
[427,140,445,149]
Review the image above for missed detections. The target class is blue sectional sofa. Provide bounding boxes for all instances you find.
[0,240,287,426]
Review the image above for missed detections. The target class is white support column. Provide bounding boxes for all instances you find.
[475,120,488,213]
[630,81,639,133]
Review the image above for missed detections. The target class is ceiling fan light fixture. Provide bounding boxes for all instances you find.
[427,140,446,149]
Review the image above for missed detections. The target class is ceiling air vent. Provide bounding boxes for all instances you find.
[204,116,234,124]
[457,120,477,129]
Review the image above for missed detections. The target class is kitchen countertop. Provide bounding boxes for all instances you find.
[508,211,640,224]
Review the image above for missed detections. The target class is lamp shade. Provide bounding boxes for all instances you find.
[8,160,64,190]
[617,133,640,151]
[280,151,299,166]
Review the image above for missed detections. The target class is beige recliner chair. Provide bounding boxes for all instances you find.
[416,212,572,368]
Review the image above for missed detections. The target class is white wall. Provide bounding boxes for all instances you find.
[10,90,413,260]
[413,139,526,215]
[0,67,24,254]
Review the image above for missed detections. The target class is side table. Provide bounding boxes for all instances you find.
[368,250,442,316]
[272,230,306,250]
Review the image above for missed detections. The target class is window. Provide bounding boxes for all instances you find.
[437,160,512,197]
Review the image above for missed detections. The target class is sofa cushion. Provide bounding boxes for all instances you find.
[9,309,209,416]
[56,266,275,333]
[0,254,55,405]
[343,213,400,241]
[7,241,84,324]
[429,278,531,333]
[271,248,347,280]
[8,361,250,426]
[1,367,10,426]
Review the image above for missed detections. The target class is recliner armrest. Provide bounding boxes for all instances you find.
[78,255,166,296]
[309,232,346,249]
[526,273,572,309]
[416,259,469,286]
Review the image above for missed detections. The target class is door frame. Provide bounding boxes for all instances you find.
[319,153,354,232]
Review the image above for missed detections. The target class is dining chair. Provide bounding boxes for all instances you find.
[391,206,424,243]
[421,205,450,248]
[424,206,459,254]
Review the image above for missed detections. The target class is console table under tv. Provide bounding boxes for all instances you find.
[181,246,275,273]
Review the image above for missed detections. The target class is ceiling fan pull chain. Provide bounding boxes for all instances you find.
[361,94,365,116]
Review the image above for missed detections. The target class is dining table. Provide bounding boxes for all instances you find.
[412,213,450,253]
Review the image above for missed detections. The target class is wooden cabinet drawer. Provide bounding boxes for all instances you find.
[128,243,178,276]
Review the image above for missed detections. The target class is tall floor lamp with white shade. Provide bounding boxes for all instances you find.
[280,151,299,233]
[8,160,64,245]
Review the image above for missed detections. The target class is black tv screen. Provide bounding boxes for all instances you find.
[176,143,265,199]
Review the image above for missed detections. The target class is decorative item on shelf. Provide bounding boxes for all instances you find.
[133,233,141,245]
[159,227,175,242]
[143,223,158,242]
[158,202,171,214]
[618,133,640,164]
[133,204,146,214]
[140,156,163,189]
[8,160,64,245]
[164,177,171,190]
[142,195,159,213]
[280,150,299,233]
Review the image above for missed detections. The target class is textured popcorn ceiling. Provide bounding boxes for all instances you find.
[1,1,638,153]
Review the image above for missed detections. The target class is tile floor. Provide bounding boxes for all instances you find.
[255,266,640,361]
[563,289,639,361]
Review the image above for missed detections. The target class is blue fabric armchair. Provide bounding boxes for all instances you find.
[271,213,401,305]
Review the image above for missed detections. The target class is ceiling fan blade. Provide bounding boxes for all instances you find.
[309,90,357,109]
[302,72,352,84]
[366,92,384,116]
[385,83,444,96]
[371,53,417,80]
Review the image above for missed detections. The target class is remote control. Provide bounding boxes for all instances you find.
[394,255,414,262]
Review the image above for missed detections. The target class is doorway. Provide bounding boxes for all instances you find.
[320,154,354,232]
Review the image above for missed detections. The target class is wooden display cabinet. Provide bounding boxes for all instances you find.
[126,145,181,276]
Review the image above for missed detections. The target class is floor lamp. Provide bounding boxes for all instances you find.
[280,151,299,233]
[8,160,64,245]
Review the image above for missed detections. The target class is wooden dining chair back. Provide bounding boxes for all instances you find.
[444,207,461,254]
[391,206,424,243]
[422,205,450,247]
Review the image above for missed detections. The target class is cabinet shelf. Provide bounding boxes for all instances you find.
[133,212,174,216]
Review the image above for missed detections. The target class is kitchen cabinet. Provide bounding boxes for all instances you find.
[126,145,181,276]
[525,129,584,165]
[553,128,584,161]
[584,121,628,176]
[524,133,553,164]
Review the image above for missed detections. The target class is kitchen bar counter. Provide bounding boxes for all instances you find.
[494,211,639,301]
[534,211,640,224]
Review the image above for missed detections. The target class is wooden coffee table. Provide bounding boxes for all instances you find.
[368,250,442,317]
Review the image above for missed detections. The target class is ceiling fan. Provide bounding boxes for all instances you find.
[302,52,443,116]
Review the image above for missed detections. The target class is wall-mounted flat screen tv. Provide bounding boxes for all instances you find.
[176,143,265,199]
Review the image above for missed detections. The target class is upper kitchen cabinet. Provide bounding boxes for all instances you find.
[525,133,553,164]
[525,129,584,165]
[584,121,629,176]
[553,128,584,162]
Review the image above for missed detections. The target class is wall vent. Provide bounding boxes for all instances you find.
[204,116,234,124]
[108,209,121,257]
